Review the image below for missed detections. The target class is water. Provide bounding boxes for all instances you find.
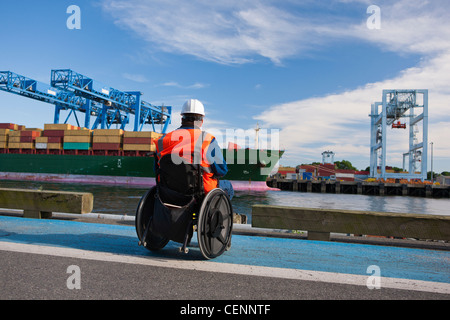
[1,180,449,222]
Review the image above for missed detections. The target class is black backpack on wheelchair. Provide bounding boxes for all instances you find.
[135,154,233,259]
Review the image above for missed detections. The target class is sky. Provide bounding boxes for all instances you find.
[0,0,449,173]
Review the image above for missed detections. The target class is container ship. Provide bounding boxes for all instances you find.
[0,70,283,190]
[0,123,283,191]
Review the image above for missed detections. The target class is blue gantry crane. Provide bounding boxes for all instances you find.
[0,71,97,125]
[369,89,428,181]
[0,69,171,133]
[51,69,171,132]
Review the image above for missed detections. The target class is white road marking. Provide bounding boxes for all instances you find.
[1,241,449,294]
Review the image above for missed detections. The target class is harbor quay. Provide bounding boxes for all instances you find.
[267,178,450,198]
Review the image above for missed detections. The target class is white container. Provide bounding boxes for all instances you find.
[286,173,298,180]
[36,143,48,149]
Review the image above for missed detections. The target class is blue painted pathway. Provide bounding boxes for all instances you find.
[0,215,449,284]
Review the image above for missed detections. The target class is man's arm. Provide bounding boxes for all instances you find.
[206,138,228,177]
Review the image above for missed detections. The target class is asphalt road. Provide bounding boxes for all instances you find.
[1,249,448,301]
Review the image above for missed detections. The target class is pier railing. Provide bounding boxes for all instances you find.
[0,188,93,219]
[252,204,450,241]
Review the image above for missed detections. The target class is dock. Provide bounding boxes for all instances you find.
[266,178,450,198]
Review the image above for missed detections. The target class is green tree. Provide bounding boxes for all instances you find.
[427,171,439,180]
[334,160,357,171]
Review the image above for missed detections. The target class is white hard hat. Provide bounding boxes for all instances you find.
[181,99,205,116]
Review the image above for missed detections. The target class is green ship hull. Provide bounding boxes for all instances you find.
[0,149,283,191]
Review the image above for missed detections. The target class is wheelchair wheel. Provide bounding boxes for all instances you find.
[135,186,169,251]
[197,188,233,259]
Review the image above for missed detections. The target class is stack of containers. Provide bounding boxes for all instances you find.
[0,123,19,130]
[92,129,123,154]
[41,123,75,150]
[8,131,21,149]
[6,128,41,151]
[35,135,48,150]
[0,123,19,131]
[123,131,161,153]
[0,124,27,150]
[0,128,11,149]
[0,129,8,149]
[0,123,17,149]
[19,128,42,150]
[64,128,92,151]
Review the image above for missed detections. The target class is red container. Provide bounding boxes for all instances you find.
[92,143,121,150]
[43,130,65,137]
[20,130,41,138]
[47,137,63,143]
[123,137,152,144]
[0,123,16,129]
[20,136,34,143]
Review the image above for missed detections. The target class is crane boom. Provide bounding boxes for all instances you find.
[0,70,171,133]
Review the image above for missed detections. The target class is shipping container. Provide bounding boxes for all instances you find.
[92,143,121,150]
[286,173,298,180]
[64,130,92,137]
[47,137,63,143]
[0,129,12,136]
[35,143,48,149]
[123,131,160,138]
[64,136,92,143]
[0,123,19,130]
[8,143,21,149]
[9,136,21,143]
[43,130,65,137]
[36,137,49,143]
[123,144,155,152]
[44,123,73,130]
[63,142,91,150]
[93,129,124,136]
[47,143,63,150]
[123,137,153,144]
[93,136,122,143]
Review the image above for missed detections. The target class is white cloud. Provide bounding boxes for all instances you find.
[100,0,366,64]
[348,0,450,56]
[122,73,148,83]
[160,81,209,89]
[101,0,450,65]
[101,0,254,64]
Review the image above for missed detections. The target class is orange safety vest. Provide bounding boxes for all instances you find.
[155,128,218,193]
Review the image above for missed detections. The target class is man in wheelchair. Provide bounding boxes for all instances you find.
[156,99,234,200]
[135,99,234,259]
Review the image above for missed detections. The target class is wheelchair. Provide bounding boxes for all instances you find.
[135,155,233,259]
